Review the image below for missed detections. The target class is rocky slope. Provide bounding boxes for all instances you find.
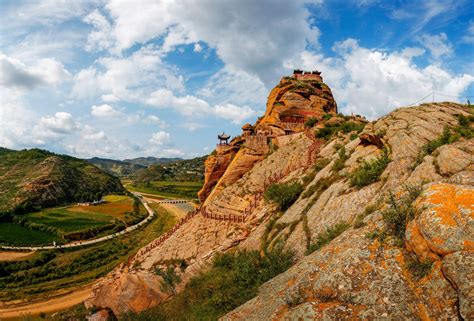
[0,148,125,216]
[85,71,473,320]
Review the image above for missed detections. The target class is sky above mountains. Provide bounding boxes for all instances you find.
[1,0,473,159]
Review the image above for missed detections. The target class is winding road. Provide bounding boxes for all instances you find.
[0,193,155,251]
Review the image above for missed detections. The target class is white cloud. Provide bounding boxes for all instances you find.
[193,43,202,53]
[214,104,257,124]
[146,88,256,123]
[149,131,171,146]
[418,33,452,60]
[83,9,114,52]
[199,65,267,107]
[145,115,168,128]
[0,53,70,90]
[84,0,320,86]
[34,112,79,140]
[91,104,122,118]
[72,46,183,101]
[297,39,474,119]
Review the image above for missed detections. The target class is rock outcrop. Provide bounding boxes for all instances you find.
[86,68,472,320]
[198,71,338,203]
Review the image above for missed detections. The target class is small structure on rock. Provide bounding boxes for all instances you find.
[217,132,230,146]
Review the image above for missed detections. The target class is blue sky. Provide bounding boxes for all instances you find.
[1,0,473,159]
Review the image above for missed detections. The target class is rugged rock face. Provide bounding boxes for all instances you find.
[198,72,338,203]
[198,144,239,202]
[87,89,472,319]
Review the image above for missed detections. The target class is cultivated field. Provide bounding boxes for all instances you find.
[0,204,176,303]
[0,194,146,247]
[0,223,61,246]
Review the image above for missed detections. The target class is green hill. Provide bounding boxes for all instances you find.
[132,156,206,182]
[123,156,182,167]
[0,148,125,218]
[87,157,146,177]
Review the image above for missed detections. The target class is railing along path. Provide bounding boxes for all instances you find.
[128,131,322,266]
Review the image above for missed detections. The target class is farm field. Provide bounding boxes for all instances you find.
[0,223,61,246]
[25,194,134,231]
[0,194,146,247]
[124,180,202,199]
[0,204,176,303]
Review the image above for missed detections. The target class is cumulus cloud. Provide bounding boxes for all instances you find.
[0,53,70,90]
[149,131,171,145]
[214,104,257,124]
[72,46,183,101]
[84,0,320,86]
[91,104,122,118]
[34,112,79,142]
[146,88,256,124]
[297,39,474,119]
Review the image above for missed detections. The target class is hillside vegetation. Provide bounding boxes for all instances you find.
[0,148,125,218]
[87,157,146,177]
[132,156,206,182]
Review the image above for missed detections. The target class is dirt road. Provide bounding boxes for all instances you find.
[0,251,35,261]
[0,284,94,320]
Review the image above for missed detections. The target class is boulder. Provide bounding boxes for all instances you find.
[442,251,474,320]
[411,183,474,256]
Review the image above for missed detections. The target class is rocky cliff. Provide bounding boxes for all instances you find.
[86,70,473,320]
[198,71,338,203]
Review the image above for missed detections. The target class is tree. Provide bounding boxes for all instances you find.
[155,265,181,295]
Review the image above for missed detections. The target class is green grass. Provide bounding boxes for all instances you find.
[121,247,294,321]
[0,223,61,246]
[264,182,303,211]
[350,149,390,188]
[26,208,113,233]
[306,222,350,255]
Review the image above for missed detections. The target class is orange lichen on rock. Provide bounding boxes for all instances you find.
[405,220,440,262]
[412,183,474,256]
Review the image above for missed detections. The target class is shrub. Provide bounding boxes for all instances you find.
[155,265,181,295]
[322,113,332,121]
[382,185,422,242]
[302,171,316,186]
[304,117,318,128]
[314,158,330,171]
[306,222,350,255]
[332,146,349,172]
[407,257,433,279]
[264,182,303,211]
[315,121,365,140]
[454,114,474,138]
[350,149,390,188]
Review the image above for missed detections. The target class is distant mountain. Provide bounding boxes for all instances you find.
[0,148,125,217]
[123,156,182,167]
[132,156,206,182]
[87,157,146,177]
